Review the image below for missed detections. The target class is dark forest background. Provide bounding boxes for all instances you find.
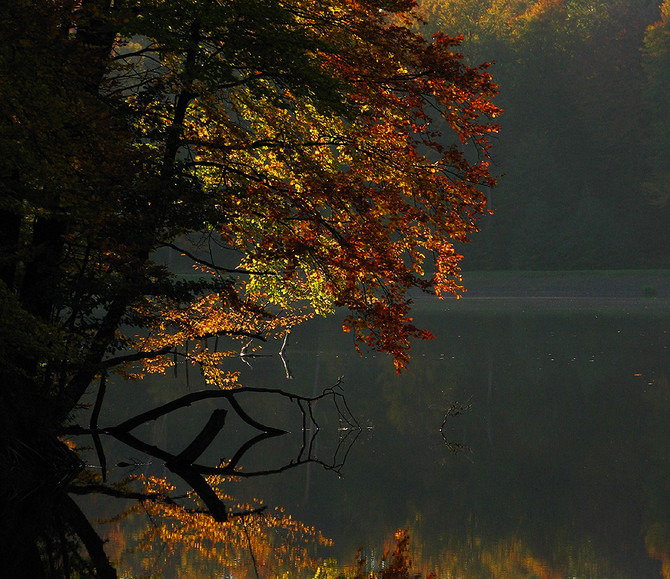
[418,0,670,271]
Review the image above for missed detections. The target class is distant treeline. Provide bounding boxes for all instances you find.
[418,0,670,270]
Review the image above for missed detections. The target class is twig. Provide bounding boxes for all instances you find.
[243,517,261,579]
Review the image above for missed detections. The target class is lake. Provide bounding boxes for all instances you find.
[72,294,670,577]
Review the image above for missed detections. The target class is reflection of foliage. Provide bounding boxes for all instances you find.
[338,528,563,578]
[435,538,562,578]
[99,474,332,578]
[313,523,626,578]
[373,529,432,579]
[646,522,670,579]
[313,529,432,578]
[374,528,565,579]
[318,308,670,578]
[643,372,670,579]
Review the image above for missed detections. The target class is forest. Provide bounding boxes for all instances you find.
[419,0,670,270]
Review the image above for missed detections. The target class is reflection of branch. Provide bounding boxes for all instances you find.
[104,427,236,521]
[68,381,362,520]
[94,383,352,435]
[173,408,227,464]
[239,332,293,377]
[330,428,361,474]
[239,339,272,369]
[440,398,473,458]
[90,372,108,482]
[90,372,106,432]
[109,429,180,464]
[228,394,281,434]
[223,432,278,472]
[279,332,292,379]
[440,398,473,424]
[102,388,289,435]
[279,350,292,379]
[167,463,229,522]
[60,494,116,579]
[334,388,360,430]
[69,484,186,506]
[441,440,473,457]
[106,425,343,479]
[91,433,107,483]
[68,483,269,520]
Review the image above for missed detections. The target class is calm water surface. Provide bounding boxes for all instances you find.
[77,297,670,577]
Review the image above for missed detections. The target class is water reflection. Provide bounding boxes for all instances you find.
[0,435,96,577]
[3,298,670,577]
[64,381,360,576]
[237,298,669,578]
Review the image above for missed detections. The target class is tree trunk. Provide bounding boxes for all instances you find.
[0,209,21,290]
[20,214,67,321]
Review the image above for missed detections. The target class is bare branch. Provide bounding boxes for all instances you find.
[101,346,173,370]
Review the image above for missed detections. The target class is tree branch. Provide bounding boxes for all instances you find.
[164,242,275,275]
[101,346,173,370]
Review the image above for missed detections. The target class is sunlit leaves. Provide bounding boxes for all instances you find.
[121,288,309,384]
[99,0,502,372]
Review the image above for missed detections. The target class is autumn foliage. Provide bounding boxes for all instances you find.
[1,0,499,431]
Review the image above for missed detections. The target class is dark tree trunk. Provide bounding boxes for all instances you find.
[0,209,21,289]
[19,214,67,321]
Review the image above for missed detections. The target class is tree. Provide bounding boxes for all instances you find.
[1,0,500,434]
[643,0,670,207]
[2,1,499,571]
[416,0,534,62]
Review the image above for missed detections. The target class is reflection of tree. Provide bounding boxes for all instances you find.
[88,474,334,578]
[5,382,358,577]
[0,434,116,578]
[348,529,563,579]
[440,398,473,457]
[317,529,435,578]
[643,372,670,578]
